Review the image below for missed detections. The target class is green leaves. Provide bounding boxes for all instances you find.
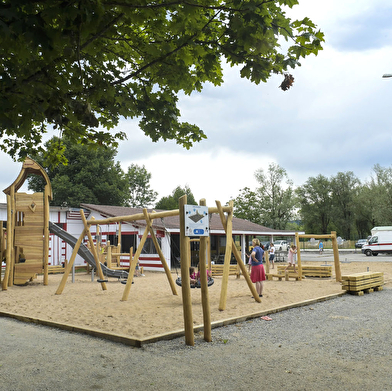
[1,1,324,162]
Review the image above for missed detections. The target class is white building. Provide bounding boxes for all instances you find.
[1,202,302,272]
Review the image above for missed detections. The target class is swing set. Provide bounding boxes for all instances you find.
[55,196,260,346]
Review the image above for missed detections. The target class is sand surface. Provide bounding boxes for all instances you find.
[1,259,391,340]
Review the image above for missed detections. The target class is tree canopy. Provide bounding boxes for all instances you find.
[126,164,158,208]
[28,137,129,206]
[1,1,324,161]
[155,185,197,210]
[232,163,295,229]
[27,136,158,207]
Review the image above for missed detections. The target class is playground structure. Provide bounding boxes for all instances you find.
[0,157,130,290]
[265,232,342,282]
[55,196,261,346]
[1,158,345,347]
[2,158,52,289]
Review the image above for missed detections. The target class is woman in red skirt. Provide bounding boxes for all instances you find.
[250,238,266,297]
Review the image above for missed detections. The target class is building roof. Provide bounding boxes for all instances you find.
[80,204,299,237]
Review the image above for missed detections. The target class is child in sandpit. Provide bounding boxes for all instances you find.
[189,267,197,286]
[285,245,297,272]
[196,263,212,281]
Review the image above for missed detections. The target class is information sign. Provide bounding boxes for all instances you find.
[184,205,209,237]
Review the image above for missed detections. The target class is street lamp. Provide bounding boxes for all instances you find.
[382,74,392,78]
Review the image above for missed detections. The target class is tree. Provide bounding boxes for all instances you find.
[231,187,263,225]
[296,174,332,234]
[28,136,129,206]
[232,163,295,229]
[1,1,324,162]
[156,185,197,210]
[367,164,392,225]
[329,171,360,239]
[352,184,374,239]
[126,164,158,208]
[254,163,295,229]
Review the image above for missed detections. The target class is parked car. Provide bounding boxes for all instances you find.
[274,240,289,251]
[355,239,368,248]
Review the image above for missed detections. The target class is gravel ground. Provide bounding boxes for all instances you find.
[1,287,391,391]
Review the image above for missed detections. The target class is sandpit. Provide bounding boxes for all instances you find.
[1,260,391,344]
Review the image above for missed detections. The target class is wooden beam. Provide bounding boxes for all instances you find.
[215,201,260,304]
[87,206,232,226]
[298,234,333,239]
[84,214,107,291]
[331,231,341,282]
[2,195,12,290]
[216,201,233,311]
[199,199,211,342]
[295,232,303,280]
[143,209,177,296]
[179,195,194,346]
[43,185,50,285]
[121,225,149,301]
[55,228,87,295]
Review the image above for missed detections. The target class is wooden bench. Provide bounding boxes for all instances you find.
[211,264,240,277]
[342,272,384,295]
[267,270,301,281]
[277,265,332,278]
[266,272,285,281]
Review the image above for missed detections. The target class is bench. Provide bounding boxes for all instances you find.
[267,271,301,281]
[277,265,332,278]
[342,272,384,295]
[211,264,240,278]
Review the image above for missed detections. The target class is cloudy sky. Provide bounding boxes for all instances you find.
[1,0,392,206]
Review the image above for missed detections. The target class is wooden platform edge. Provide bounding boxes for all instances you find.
[0,291,346,348]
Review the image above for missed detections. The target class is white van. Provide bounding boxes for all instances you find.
[361,226,392,256]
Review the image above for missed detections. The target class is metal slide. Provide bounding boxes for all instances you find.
[49,222,128,280]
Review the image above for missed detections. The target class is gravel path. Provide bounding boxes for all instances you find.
[1,287,391,390]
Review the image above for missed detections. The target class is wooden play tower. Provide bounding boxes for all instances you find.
[2,158,52,289]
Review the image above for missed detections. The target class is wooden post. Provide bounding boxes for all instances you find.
[295,232,302,280]
[331,231,341,282]
[217,200,233,311]
[118,222,122,253]
[216,201,260,304]
[265,250,270,274]
[83,214,107,291]
[121,227,149,301]
[207,236,211,271]
[56,229,87,295]
[2,195,12,290]
[143,209,177,295]
[107,242,112,268]
[199,199,211,342]
[9,186,15,287]
[43,184,50,285]
[129,246,133,272]
[179,195,194,346]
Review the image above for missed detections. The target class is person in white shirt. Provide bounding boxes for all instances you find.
[269,243,275,269]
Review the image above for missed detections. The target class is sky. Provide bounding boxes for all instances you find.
[1,0,392,207]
